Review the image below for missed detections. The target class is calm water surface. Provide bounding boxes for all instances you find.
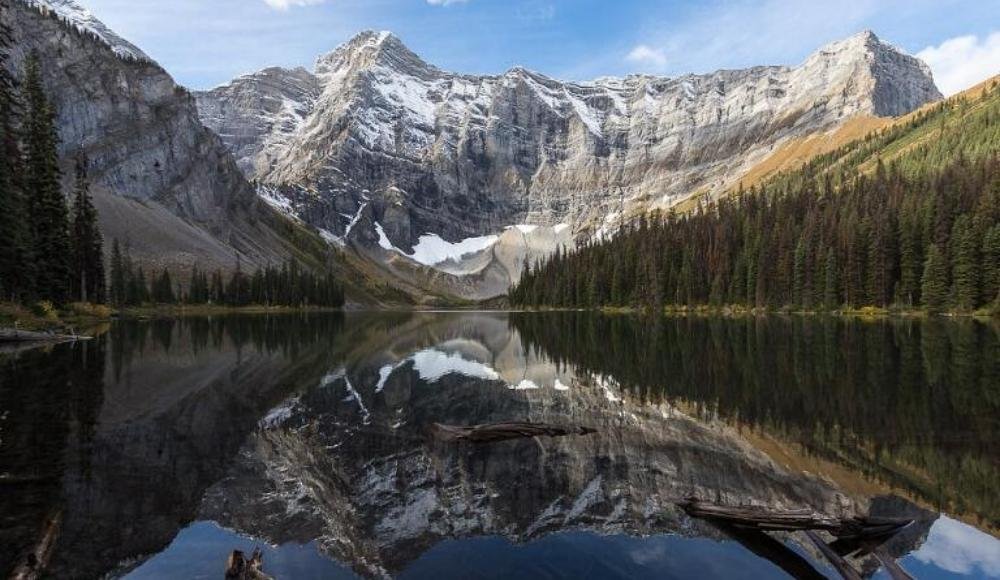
[1,312,997,579]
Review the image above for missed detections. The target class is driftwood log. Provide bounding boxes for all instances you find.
[0,328,92,343]
[431,422,597,444]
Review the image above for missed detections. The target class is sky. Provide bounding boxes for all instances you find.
[77,0,999,95]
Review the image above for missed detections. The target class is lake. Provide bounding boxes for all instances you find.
[1,312,998,579]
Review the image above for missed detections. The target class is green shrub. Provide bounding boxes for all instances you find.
[32,301,59,321]
[68,302,114,319]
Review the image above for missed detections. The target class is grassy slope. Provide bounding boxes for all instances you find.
[737,75,1000,191]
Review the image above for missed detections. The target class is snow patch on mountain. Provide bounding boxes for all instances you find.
[22,0,152,63]
[410,349,500,382]
[376,222,499,267]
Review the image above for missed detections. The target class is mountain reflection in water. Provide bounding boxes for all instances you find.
[0,312,996,579]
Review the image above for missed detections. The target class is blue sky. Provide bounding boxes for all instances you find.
[79,0,999,95]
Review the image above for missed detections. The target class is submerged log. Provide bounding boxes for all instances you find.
[680,499,913,580]
[9,511,62,580]
[680,499,842,532]
[0,328,92,343]
[431,422,597,444]
[806,530,863,580]
[715,522,828,580]
[874,548,915,580]
[224,548,271,580]
[679,499,912,537]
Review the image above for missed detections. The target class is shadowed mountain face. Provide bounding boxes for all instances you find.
[2,313,997,579]
[5,0,327,277]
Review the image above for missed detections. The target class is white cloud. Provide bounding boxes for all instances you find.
[911,516,1000,577]
[917,31,1000,96]
[263,0,324,10]
[516,1,555,22]
[426,0,468,5]
[626,44,668,70]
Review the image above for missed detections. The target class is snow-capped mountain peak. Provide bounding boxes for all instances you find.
[195,30,942,299]
[20,0,152,63]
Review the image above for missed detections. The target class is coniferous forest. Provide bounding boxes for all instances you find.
[106,245,345,308]
[0,40,103,306]
[511,83,1000,313]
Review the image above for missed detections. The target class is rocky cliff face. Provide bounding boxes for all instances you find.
[6,0,319,274]
[196,30,941,297]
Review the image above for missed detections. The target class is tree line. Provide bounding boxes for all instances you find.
[107,245,344,308]
[512,86,1000,314]
[0,28,104,304]
[509,312,998,525]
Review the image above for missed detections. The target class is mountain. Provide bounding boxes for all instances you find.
[196,30,942,299]
[510,78,1000,312]
[5,0,323,277]
[5,0,432,305]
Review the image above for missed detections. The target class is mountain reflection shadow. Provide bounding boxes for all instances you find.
[1,312,996,579]
[192,312,995,577]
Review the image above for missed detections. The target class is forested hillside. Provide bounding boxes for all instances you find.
[511,80,1000,313]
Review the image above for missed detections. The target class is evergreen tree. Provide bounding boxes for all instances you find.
[897,217,921,307]
[823,249,839,310]
[70,156,105,303]
[23,53,70,303]
[921,244,949,314]
[109,238,126,306]
[130,266,149,305]
[982,224,1000,308]
[793,237,807,307]
[950,215,980,310]
[0,3,33,301]
[152,269,174,303]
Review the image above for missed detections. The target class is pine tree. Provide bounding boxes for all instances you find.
[0,4,33,301]
[109,238,126,306]
[897,217,921,307]
[921,244,949,314]
[823,249,839,310]
[130,265,149,305]
[982,224,1000,308]
[950,215,980,311]
[23,53,70,303]
[793,237,807,307]
[152,269,174,303]
[70,156,105,303]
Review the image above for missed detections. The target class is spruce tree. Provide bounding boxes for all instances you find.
[70,156,105,303]
[23,53,70,303]
[109,238,126,306]
[0,4,33,301]
[153,269,174,304]
[823,249,839,310]
[981,224,1000,308]
[950,215,980,311]
[897,217,921,307]
[921,244,949,314]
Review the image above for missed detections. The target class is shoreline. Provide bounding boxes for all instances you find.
[510,304,1000,319]
[3,301,997,334]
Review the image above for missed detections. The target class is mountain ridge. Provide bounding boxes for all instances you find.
[196,28,942,299]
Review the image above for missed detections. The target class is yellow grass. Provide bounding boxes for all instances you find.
[735,73,1000,192]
